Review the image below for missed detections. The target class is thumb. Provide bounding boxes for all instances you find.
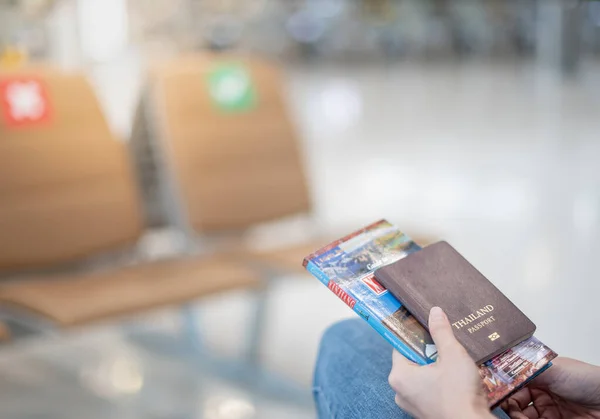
[428,306,463,359]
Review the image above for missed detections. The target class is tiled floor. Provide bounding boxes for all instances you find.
[1,60,600,418]
[287,60,600,366]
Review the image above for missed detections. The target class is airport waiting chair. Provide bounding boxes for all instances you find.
[0,322,10,342]
[0,66,262,332]
[130,54,328,275]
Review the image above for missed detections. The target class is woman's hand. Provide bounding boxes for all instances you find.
[504,357,600,419]
[388,307,493,419]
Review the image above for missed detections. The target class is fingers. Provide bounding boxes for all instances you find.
[394,389,417,417]
[509,388,533,411]
[428,307,462,358]
[506,389,557,419]
[528,389,555,410]
[505,399,539,419]
[392,348,417,370]
[520,405,542,419]
[388,350,417,393]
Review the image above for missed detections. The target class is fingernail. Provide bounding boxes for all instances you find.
[430,306,445,321]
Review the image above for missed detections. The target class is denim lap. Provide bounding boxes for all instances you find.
[313,318,510,419]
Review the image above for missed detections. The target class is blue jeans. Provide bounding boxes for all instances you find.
[313,319,510,419]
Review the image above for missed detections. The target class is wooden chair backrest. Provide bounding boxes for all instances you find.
[150,55,311,232]
[0,67,143,270]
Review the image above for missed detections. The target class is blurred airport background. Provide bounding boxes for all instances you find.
[0,0,599,418]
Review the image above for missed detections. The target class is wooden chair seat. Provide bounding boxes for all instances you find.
[0,255,261,327]
[245,241,330,274]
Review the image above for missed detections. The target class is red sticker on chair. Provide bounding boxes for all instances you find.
[0,78,51,127]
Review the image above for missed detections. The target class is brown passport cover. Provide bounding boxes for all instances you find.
[374,241,536,364]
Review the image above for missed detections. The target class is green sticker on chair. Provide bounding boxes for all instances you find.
[207,64,257,112]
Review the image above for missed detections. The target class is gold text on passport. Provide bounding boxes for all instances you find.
[451,305,495,330]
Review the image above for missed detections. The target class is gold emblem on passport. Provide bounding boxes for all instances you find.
[488,332,500,342]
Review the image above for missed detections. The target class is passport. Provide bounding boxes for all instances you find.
[374,241,536,364]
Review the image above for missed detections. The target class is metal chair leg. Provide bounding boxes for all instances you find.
[179,303,204,351]
[244,282,270,366]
